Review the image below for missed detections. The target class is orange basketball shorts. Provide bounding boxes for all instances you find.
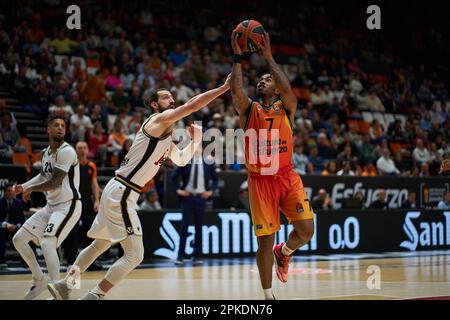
[248,165,314,236]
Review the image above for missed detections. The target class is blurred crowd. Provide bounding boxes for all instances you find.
[0,0,449,177]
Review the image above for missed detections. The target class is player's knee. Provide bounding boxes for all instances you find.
[125,249,144,267]
[40,237,57,253]
[12,231,23,248]
[295,222,314,243]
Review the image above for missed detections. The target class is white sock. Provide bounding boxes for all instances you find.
[263,289,275,300]
[91,285,106,296]
[12,228,44,280]
[281,243,294,256]
[40,237,60,281]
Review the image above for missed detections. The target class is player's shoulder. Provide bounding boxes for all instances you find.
[56,142,77,159]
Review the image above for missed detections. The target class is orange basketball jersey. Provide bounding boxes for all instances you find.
[243,98,294,174]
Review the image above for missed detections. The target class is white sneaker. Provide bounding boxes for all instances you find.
[78,291,105,300]
[48,279,71,300]
[24,275,49,300]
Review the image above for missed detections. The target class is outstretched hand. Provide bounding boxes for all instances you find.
[231,30,242,55]
[259,32,272,60]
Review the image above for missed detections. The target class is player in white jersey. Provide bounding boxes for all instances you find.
[12,114,81,299]
[47,75,230,300]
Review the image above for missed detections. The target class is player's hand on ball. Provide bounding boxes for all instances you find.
[259,32,272,59]
[231,30,242,55]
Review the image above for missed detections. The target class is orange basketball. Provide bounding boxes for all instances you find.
[235,20,266,52]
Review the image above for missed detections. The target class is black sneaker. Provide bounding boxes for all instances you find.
[174,257,184,266]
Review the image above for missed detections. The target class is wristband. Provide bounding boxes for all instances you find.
[233,54,243,63]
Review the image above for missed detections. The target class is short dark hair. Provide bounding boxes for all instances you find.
[5,183,14,190]
[46,113,67,126]
[144,88,171,108]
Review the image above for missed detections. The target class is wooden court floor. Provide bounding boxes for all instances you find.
[1,252,449,300]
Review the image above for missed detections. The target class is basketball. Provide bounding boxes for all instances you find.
[235,20,266,52]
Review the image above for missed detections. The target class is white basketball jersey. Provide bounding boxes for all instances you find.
[115,116,171,188]
[41,142,80,205]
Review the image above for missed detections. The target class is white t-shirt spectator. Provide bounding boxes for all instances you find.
[49,105,74,116]
[412,147,431,163]
[171,84,194,104]
[377,156,400,175]
[70,114,93,131]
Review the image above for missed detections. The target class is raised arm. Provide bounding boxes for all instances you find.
[144,77,229,138]
[259,32,297,114]
[230,30,250,115]
[154,77,229,126]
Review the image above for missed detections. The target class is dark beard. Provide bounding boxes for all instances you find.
[256,91,265,99]
[53,135,64,143]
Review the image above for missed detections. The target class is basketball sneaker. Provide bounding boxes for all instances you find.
[48,279,71,300]
[79,291,105,300]
[24,275,49,300]
[273,243,291,283]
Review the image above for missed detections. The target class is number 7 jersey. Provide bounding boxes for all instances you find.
[243,98,294,174]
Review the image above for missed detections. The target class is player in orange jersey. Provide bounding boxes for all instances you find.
[230,30,315,300]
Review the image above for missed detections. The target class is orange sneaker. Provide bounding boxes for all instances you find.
[273,243,291,283]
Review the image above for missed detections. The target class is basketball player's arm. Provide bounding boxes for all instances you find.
[150,77,230,127]
[26,147,75,193]
[230,30,250,115]
[260,33,298,113]
[169,124,203,167]
[26,168,66,192]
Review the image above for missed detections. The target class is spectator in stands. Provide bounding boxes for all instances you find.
[368,119,385,144]
[49,30,79,55]
[412,138,431,165]
[107,120,127,161]
[71,58,87,84]
[295,108,313,131]
[48,95,73,117]
[317,133,334,159]
[13,65,34,99]
[109,84,128,114]
[308,146,325,172]
[419,162,430,177]
[0,183,25,266]
[89,104,108,131]
[208,113,225,134]
[292,145,309,175]
[437,191,450,209]
[171,77,195,104]
[358,134,375,163]
[322,160,337,175]
[369,189,388,209]
[52,78,71,102]
[128,85,143,112]
[70,104,93,142]
[401,190,419,209]
[362,162,378,176]
[139,189,162,211]
[0,112,24,153]
[54,57,72,82]
[81,71,107,104]
[337,161,356,176]
[88,121,108,166]
[377,148,400,176]
[106,65,123,90]
[312,189,333,210]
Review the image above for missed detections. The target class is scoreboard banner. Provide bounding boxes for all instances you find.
[139,209,450,260]
[164,170,449,209]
